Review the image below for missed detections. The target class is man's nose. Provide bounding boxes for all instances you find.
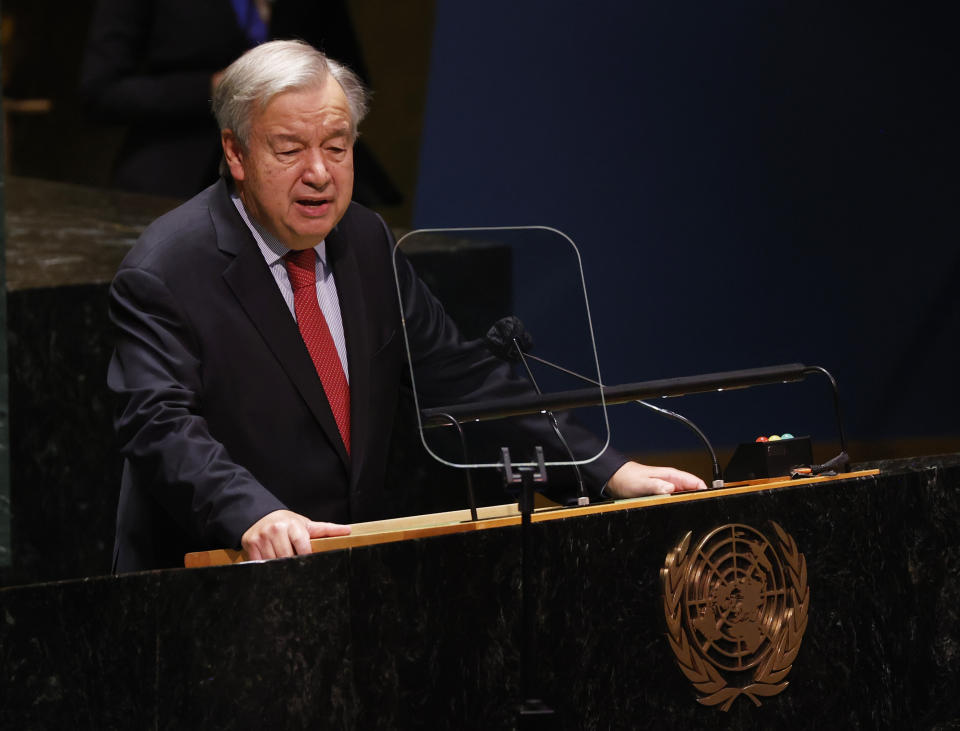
[301,150,331,186]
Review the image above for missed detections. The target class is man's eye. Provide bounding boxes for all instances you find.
[327,146,345,154]
[278,149,300,156]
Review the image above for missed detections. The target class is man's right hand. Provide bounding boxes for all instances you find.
[240,510,351,561]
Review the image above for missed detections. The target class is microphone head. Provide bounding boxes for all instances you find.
[485,316,534,362]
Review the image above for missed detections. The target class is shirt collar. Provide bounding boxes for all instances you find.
[230,191,328,269]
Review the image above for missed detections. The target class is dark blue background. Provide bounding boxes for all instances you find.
[413,1,959,452]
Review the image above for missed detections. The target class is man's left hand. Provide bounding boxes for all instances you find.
[604,461,707,498]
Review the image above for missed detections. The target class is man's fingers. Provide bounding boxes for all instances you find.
[258,538,278,560]
[268,529,295,559]
[289,522,313,556]
[306,521,352,539]
[667,470,707,492]
[241,511,350,562]
[643,466,707,492]
[242,510,301,560]
[644,477,677,495]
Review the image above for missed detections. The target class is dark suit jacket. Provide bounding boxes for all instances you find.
[108,180,625,571]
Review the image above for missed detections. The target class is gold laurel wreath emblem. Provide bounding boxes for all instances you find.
[660,522,809,712]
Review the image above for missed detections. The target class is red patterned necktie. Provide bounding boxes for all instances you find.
[284,248,350,453]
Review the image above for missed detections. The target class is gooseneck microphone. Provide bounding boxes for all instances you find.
[485,317,590,504]
[485,316,724,488]
[485,316,534,360]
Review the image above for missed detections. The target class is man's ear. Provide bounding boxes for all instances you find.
[221,130,246,182]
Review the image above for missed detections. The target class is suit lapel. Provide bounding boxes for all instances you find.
[210,183,350,469]
[326,218,372,488]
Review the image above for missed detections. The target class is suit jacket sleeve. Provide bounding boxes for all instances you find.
[108,265,287,549]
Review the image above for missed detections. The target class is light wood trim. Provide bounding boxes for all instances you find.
[184,503,523,568]
[3,98,53,114]
[183,469,879,568]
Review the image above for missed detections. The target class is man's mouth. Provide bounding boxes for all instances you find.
[296,198,333,217]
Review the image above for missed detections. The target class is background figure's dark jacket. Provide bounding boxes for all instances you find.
[79,0,374,199]
[108,180,625,571]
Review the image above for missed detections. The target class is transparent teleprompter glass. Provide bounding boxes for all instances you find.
[391,226,610,475]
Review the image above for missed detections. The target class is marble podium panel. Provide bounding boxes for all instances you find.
[1,455,957,729]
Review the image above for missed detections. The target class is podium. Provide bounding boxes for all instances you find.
[1,454,959,728]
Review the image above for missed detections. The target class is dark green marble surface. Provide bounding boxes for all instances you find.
[0,168,9,567]
[4,176,180,292]
[1,177,180,585]
[1,456,958,729]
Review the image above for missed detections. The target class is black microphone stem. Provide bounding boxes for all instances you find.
[512,338,544,393]
[633,401,723,487]
[432,411,479,522]
[520,352,723,488]
[512,339,589,502]
[802,365,850,473]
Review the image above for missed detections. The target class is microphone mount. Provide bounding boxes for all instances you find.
[508,347,725,489]
[421,363,810,426]
[422,362,850,481]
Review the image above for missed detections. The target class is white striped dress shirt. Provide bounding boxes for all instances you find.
[231,193,350,382]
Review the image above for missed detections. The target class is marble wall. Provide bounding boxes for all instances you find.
[1,177,179,586]
[0,170,9,567]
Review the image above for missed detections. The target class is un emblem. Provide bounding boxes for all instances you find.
[660,522,809,711]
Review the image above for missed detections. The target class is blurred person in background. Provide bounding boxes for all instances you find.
[79,0,396,203]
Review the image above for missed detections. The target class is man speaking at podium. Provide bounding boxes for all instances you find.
[107,40,705,572]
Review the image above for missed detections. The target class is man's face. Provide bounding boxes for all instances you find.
[222,81,355,250]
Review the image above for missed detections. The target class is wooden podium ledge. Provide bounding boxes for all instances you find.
[184,469,878,569]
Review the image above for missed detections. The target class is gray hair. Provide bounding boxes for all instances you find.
[212,40,369,170]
